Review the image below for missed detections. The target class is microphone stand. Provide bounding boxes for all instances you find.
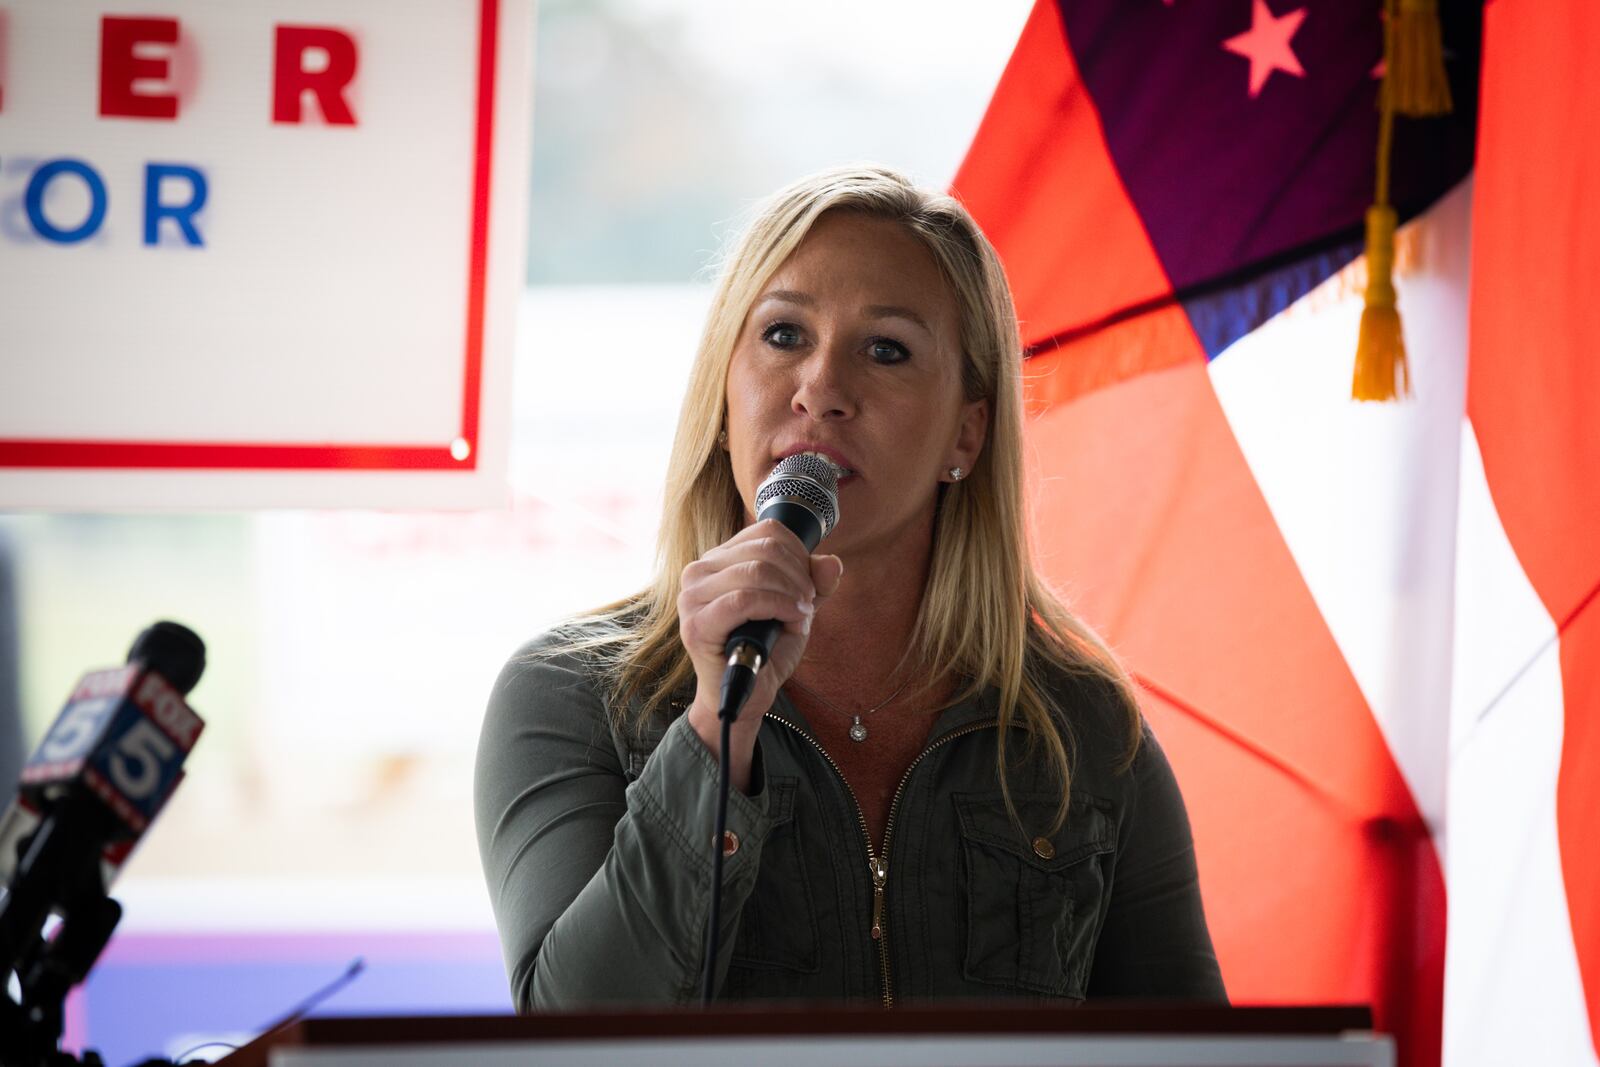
[0,795,145,1067]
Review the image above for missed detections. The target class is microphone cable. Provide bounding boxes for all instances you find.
[697,455,837,1005]
[700,697,738,1005]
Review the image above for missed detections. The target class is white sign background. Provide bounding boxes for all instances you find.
[0,0,531,508]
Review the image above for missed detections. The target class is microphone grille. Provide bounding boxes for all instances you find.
[756,453,839,537]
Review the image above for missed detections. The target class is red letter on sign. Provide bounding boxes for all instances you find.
[100,17,180,120]
[273,26,358,126]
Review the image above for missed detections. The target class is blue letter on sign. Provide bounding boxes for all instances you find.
[25,160,109,244]
[144,164,208,247]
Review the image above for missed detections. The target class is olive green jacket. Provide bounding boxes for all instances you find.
[474,633,1225,1011]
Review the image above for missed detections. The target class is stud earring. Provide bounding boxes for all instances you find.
[718,429,728,446]
[948,467,965,481]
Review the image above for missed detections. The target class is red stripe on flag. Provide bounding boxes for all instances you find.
[1468,0,1600,1051]
[1027,362,1444,1066]
[952,0,1175,354]
[1560,607,1600,1050]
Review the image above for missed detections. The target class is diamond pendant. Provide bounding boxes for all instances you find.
[849,717,868,742]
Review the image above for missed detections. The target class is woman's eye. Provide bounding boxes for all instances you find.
[762,322,803,348]
[868,338,910,364]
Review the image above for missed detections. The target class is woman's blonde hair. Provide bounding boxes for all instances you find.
[563,164,1140,824]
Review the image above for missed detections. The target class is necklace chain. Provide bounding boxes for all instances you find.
[786,674,913,743]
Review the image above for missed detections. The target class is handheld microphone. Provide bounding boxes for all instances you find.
[719,453,840,722]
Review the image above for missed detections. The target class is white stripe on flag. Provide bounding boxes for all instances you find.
[1444,426,1597,1067]
[1205,179,1473,838]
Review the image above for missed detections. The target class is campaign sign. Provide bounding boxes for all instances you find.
[0,1,533,508]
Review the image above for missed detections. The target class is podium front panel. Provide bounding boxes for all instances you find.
[270,1032,1392,1067]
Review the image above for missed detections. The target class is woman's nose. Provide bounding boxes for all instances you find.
[791,343,856,421]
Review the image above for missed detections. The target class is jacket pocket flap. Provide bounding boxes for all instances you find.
[953,791,1114,868]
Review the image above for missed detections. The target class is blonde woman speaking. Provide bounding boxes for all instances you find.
[475,165,1225,1009]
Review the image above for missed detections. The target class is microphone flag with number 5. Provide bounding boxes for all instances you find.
[21,665,201,835]
[1,636,205,889]
[954,2,1600,1066]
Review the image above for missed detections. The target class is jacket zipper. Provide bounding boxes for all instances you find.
[768,715,996,1008]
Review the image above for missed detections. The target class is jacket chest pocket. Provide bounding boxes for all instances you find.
[954,791,1114,998]
[728,777,820,978]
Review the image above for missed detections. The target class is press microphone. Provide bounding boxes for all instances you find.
[719,453,840,722]
[13,622,204,848]
[0,622,206,989]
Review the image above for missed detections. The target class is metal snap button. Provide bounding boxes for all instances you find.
[721,831,740,857]
[1031,836,1055,860]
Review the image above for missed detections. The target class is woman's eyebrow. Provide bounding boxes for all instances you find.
[863,304,934,335]
[756,289,815,308]
[754,291,934,336]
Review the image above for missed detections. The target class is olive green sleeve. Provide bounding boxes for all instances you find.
[474,640,773,1010]
[1087,725,1228,1001]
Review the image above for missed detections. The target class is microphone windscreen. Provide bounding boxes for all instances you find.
[126,621,206,696]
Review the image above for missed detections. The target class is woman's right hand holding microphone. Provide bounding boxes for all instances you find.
[678,519,844,792]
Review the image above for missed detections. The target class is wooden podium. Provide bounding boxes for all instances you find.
[217,1004,1392,1066]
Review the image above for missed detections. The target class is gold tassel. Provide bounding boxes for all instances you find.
[1352,205,1411,401]
[1353,0,1412,402]
[1387,0,1453,117]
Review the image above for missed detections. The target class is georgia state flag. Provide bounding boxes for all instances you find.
[953,3,1599,1065]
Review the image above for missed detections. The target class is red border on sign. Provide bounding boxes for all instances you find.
[0,0,500,473]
